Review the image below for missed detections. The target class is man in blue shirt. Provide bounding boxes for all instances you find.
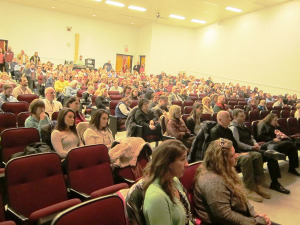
[0,84,18,108]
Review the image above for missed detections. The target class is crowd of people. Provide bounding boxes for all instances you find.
[1,46,299,225]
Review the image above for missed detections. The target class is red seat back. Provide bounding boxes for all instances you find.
[5,153,68,218]
[17,112,31,127]
[259,111,270,119]
[277,118,289,136]
[0,113,16,135]
[184,106,193,114]
[77,90,85,98]
[280,110,290,118]
[1,128,40,162]
[66,145,115,195]
[109,100,119,116]
[288,117,300,135]
[200,114,212,122]
[248,111,260,123]
[110,95,122,100]
[17,94,39,104]
[52,111,60,121]
[183,100,194,107]
[108,91,120,96]
[51,195,127,225]
[1,101,29,117]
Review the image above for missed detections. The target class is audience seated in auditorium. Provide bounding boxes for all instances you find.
[130,88,140,101]
[0,84,18,107]
[43,87,63,120]
[83,109,113,148]
[65,80,80,97]
[246,96,259,112]
[122,86,132,98]
[109,78,123,93]
[54,73,69,103]
[25,99,50,136]
[151,96,169,123]
[81,86,94,109]
[213,95,229,113]
[257,113,300,176]
[135,98,162,139]
[193,139,277,225]
[230,109,289,194]
[179,88,191,101]
[294,103,300,119]
[51,108,82,158]
[66,96,86,124]
[0,72,16,85]
[143,140,195,225]
[148,93,159,109]
[12,76,32,98]
[186,102,203,136]
[210,111,267,202]
[266,93,274,103]
[115,97,132,127]
[258,100,268,111]
[202,96,214,115]
[95,88,110,110]
[168,86,183,105]
[167,105,194,148]
[273,96,284,107]
[210,94,218,108]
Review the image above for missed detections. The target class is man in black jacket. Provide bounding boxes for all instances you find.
[230,109,289,194]
[210,111,269,202]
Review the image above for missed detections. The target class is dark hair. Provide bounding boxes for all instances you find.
[29,99,45,115]
[189,102,203,124]
[19,76,27,83]
[138,98,149,109]
[232,109,244,118]
[89,109,109,131]
[66,96,80,107]
[123,86,131,95]
[3,84,13,90]
[258,112,278,127]
[143,140,188,204]
[55,108,78,136]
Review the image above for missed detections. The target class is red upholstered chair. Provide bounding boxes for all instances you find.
[76,90,85,98]
[287,117,300,138]
[212,112,218,122]
[282,106,291,110]
[180,161,202,218]
[290,110,295,117]
[1,102,29,117]
[190,96,198,101]
[200,114,212,122]
[181,114,189,124]
[1,128,40,163]
[238,101,247,106]
[5,153,81,225]
[52,111,59,121]
[17,112,31,127]
[259,111,270,119]
[266,102,274,111]
[233,105,244,109]
[0,186,16,225]
[271,110,280,117]
[172,100,183,113]
[108,91,120,96]
[130,100,138,108]
[184,106,193,114]
[66,145,128,200]
[80,86,87,91]
[237,98,246,102]
[17,94,39,104]
[248,111,260,123]
[109,100,119,116]
[183,100,194,107]
[251,120,260,141]
[0,113,16,135]
[51,195,127,225]
[273,106,282,111]
[110,95,122,100]
[280,110,290,118]
[277,118,289,136]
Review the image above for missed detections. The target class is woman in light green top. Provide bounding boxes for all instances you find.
[143,139,194,225]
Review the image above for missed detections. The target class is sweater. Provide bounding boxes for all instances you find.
[25,115,50,136]
[83,126,113,148]
[143,177,193,225]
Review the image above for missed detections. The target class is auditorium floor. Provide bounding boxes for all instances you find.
[115,131,300,225]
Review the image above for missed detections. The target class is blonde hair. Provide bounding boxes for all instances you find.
[98,88,108,97]
[168,105,181,120]
[202,96,211,105]
[196,139,247,203]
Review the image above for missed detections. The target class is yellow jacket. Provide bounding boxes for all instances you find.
[54,80,69,93]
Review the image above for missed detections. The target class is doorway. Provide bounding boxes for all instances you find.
[139,55,145,73]
[0,39,8,51]
[116,54,133,73]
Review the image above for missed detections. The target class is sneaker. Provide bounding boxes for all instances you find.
[264,150,286,161]
[246,190,263,202]
[255,185,271,199]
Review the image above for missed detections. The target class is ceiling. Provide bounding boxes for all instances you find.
[3,0,292,28]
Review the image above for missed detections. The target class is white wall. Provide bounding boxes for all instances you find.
[0,0,139,68]
[192,0,300,95]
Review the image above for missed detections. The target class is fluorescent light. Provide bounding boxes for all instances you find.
[94,0,102,2]
[169,14,185,20]
[105,0,125,7]
[225,7,242,12]
[128,5,147,12]
[202,1,219,7]
[93,14,96,17]
[191,19,207,24]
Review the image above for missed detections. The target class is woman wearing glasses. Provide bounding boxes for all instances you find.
[193,138,278,225]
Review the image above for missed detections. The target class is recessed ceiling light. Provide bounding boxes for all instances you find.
[93,14,96,16]
[131,22,134,25]
[225,7,242,12]
[169,14,185,20]
[105,0,125,7]
[128,5,146,12]
[51,6,55,9]
[191,19,207,24]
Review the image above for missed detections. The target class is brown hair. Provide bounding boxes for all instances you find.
[29,99,45,115]
[89,109,109,131]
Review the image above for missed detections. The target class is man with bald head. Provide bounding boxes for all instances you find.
[43,87,63,119]
[209,111,270,202]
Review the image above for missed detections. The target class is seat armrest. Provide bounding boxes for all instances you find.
[90,183,129,199]
[162,135,176,141]
[109,115,118,138]
[136,125,143,137]
[69,188,91,200]
[7,207,27,222]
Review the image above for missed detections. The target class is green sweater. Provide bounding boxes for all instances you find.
[143,177,193,225]
[25,115,50,137]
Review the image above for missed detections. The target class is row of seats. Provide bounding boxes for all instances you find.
[0,143,202,225]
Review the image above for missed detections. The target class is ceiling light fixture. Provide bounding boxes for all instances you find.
[128,5,146,12]
[225,6,242,12]
[169,14,185,20]
[105,0,125,7]
[51,6,55,9]
[94,0,102,2]
[93,14,96,16]
[191,19,207,24]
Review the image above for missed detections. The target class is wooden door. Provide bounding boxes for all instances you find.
[116,54,133,73]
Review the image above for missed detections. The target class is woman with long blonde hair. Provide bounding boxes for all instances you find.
[193,138,275,225]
